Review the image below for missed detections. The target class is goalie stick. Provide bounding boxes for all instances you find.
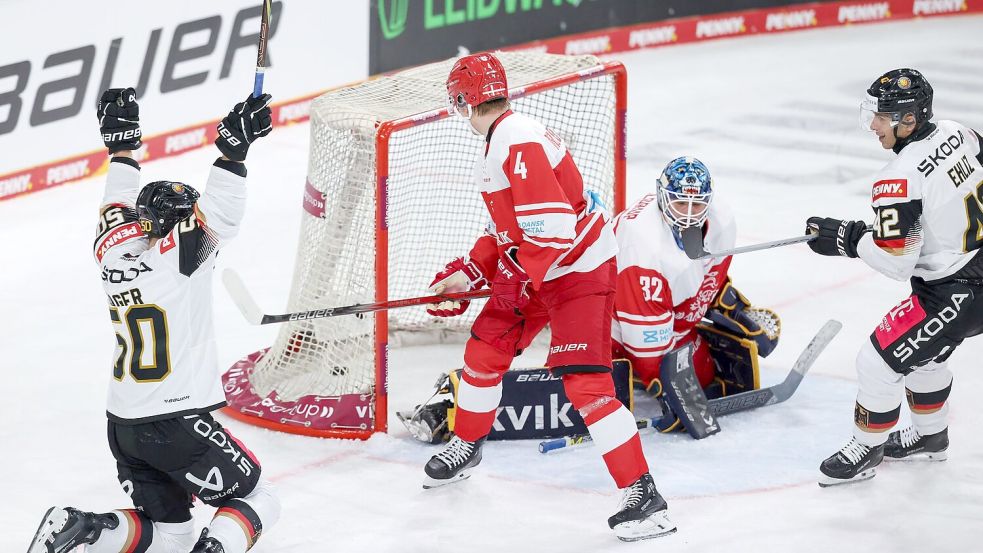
[538,319,842,453]
[221,269,492,325]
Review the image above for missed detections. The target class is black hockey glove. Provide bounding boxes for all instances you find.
[215,93,273,162]
[97,88,142,154]
[805,216,867,258]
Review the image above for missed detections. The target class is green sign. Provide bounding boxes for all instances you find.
[378,0,410,39]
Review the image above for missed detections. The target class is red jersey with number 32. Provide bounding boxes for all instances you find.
[472,110,617,288]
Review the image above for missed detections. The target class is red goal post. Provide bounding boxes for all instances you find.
[223,52,627,440]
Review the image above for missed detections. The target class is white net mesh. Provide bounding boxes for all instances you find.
[250,52,621,406]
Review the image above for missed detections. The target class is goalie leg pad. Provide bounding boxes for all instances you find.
[697,323,761,395]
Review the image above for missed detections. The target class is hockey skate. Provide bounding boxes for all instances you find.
[423,435,484,489]
[818,438,884,487]
[884,426,948,461]
[190,528,225,553]
[608,473,677,542]
[27,507,118,553]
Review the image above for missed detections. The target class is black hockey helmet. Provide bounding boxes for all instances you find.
[860,68,933,130]
[136,180,200,237]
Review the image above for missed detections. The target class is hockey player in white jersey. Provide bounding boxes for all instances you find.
[806,69,983,486]
[27,89,280,553]
[611,157,780,432]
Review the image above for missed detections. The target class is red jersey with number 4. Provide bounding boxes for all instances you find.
[610,193,736,382]
[468,110,617,288]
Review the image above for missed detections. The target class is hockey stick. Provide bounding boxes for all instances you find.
[687,227,874,260]
[253,0,273,97]
[539,417,661,453]
[538,319,842,453]
[221,268,492,325]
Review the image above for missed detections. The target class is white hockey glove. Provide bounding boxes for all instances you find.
[426,257,487,317]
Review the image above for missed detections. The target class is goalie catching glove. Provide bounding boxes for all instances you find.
[426,257,488,317]
[706,279,780,357]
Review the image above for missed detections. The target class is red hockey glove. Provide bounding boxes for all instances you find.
[426,257,487,317]
[490,247,531,313]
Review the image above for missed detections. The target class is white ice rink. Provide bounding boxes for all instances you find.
[3,15,983,553]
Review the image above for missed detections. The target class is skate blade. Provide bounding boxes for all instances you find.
[27,507,69,553]
[884,450,948,462]
[818,467,877,488]
[422,470,473,490]
[613,511,677,542]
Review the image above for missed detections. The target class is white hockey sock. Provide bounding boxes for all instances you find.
[905,362,953,436]
[85,511,194,553]
[853,340,904,447]
[207,480,281,553]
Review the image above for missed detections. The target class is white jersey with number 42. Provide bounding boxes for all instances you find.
[93,158,246,423]
[858,120,983,282]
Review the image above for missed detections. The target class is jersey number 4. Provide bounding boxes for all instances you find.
[110,305,171,382]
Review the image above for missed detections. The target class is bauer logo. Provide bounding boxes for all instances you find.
[871,179,908,202]
[0,173,31,198]
[165,127,207,154]
[303,179,326,218]
[765,10,818,31]
[628,25,677,48]
[838,3,891,23]
[46,159,89,185]
[565,35,611,55]
[695,17,746,39]
[913,0,966,15]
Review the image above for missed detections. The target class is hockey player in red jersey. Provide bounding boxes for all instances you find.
[611,157,780,432]
[807,69,983,486]
[422,52,674,541]
[27,89,279,553]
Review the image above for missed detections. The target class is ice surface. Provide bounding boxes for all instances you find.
[3,15,982,553]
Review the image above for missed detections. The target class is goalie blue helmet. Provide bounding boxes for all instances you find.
[657,156,713,230]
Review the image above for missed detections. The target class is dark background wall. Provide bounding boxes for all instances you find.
[370,0,838,73]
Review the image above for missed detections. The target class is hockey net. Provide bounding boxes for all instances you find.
[224,52,626,439]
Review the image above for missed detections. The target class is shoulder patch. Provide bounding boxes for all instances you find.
[158,230,177,254]
[872,179,908,202]
[94,222,143,262]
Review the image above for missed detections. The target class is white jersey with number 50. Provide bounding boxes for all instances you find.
[858,120,983,282]
[93,157,246,423]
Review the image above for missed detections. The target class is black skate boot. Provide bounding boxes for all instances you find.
[27,507,118,553]
[190,528,225,553]
[607,473,677,542]
[422,435,484,489]
[884,426,948,461]
[818,437,884,487]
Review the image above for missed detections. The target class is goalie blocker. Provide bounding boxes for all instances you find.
[399,316,776,443]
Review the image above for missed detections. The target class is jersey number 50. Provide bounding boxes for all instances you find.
[110,305,171,383]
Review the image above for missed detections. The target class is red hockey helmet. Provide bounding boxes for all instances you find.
[446,52,509,119]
